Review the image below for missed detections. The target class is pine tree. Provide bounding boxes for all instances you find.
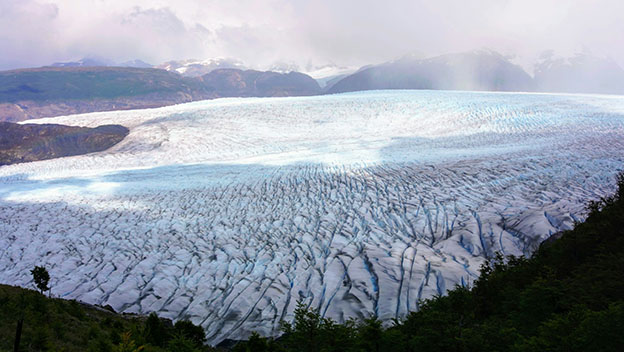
[30,266,50,295]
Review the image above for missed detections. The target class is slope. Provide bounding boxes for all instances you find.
[328,50,534,94]
[0,67,213,121]
[535,53,624,94]
[0,67,321,122]
[0,122,129,165]
[0,284,212,351]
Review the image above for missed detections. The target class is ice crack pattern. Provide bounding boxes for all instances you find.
[1,90,623,343]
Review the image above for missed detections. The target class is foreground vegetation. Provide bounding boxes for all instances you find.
[2,173,623,351]
[0,285,212,351]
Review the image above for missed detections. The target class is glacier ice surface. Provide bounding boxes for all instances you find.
[1,90,624,343]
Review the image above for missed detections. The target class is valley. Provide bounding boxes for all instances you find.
[0,90,623,344]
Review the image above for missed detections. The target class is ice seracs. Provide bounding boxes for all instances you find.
[1,90,623,344]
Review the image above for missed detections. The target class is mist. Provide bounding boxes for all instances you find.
[1,0,623,72]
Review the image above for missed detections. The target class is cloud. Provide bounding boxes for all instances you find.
[0,0,61,69]
[64,6,215,64]
[0,0,623,71]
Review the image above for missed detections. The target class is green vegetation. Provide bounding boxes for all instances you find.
[234,172,624,351]
[0,67,205,103]
[0,67,320,121]
[0,285,213,351]
[29,267,49,295]
[1,173,622,351]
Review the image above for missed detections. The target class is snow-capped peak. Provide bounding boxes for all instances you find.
[156,58,246,77]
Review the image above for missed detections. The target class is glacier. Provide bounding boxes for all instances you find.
[0,90,623,343]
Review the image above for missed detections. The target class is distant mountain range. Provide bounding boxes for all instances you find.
[328,50,535,93]
[0,66,321,121]
[156,58,246,77]
[51,58,153,69]
[151,52,624,95]
[534,52,624,94]
[0,66,210,121]
[201,69,320,97]
[1,50,623,122]
[329,50,624,95]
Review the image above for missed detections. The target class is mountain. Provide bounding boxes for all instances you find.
[318,73,350,91]
[9,50,624,123]
[51,57,153,69]
[119,59,153,68]
[534,52,624,94]
[319,74,348,90]
[0,66,214,121]
[157,58,246,77]
[268,61,302,74]
[0,66,320,121]
[317,66,369,91]
[328,50,535,94]
[51,57,114,67]
[0,122,128,165]
[201,68,321,97]
[304,65,360,90]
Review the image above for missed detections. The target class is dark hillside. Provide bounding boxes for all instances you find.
[0,67,205,102]
[201,69,321,97]
[0,122,129,165]
[0,67,320,122]
[0,67,213,121]
[0,284,213,351]
[328,51,534,94]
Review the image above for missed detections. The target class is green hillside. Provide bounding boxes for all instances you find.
[0,284,214,352]
[0,67,206,103]
[0,67,320,121]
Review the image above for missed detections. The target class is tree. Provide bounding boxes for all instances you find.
[173,320,207,347]
[358,317,383,352]
[143,312,169,347]
[167,334,199,352]
[114,332,144,352]
[280,300,358,352]
[31,266,50,295]
[249,332,269,350]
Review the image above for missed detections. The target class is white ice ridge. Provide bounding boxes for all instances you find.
[1,90,624,343]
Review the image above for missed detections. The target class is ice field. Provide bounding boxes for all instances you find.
[1,90,624,343]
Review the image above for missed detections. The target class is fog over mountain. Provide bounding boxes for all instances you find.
[2,0,623,76]
[328,50,535,94]
[156,58,245,77]
[1,1,624,98]
[2,49,623,123]
[534,52,624,94]
[325,50,624,95]
[50,57,153,68]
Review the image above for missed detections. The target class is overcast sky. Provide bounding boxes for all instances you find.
[1,0,623,72]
